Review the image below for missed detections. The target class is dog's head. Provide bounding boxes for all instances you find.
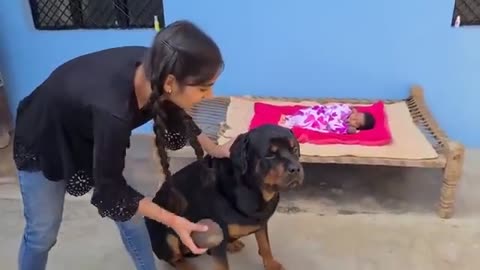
[230,124,304,199]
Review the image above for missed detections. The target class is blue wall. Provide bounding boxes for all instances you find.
[0,1,478,147]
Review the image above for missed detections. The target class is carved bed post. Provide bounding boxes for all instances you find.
[438,141,465,219]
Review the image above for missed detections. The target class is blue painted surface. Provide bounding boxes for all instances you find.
[0,0,478,146]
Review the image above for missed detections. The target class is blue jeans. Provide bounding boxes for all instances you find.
[17,170,157,270]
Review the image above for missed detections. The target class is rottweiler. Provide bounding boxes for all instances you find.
[145,124,305,269]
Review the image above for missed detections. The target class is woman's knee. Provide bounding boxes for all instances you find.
[23,221,61,251]
[18,170,66,251]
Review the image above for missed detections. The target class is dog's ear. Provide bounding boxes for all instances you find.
[230,133,249,175]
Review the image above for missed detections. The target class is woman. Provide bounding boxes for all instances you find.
[13,20,233,270]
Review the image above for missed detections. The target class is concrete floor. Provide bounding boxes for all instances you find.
[1,135,479,270]
[0,85,14,175]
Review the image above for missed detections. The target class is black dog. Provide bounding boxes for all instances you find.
[145,124,304,270]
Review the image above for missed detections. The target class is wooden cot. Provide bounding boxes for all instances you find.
[168,85,465,219]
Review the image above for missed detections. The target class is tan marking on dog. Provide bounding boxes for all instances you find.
[260,164,285,201]
[167,234,197,269]
[174,260,196,270]
[270,144,279,152]
[255,227,285,270]
[289,139,296,148]
[264,164,285,186]
[212,256,229,270]
[227,239,246,253]
[261,189,277,202]
[166,233,182,262]
[228,224,261,239]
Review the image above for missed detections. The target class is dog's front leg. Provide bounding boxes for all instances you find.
[209,242,230,270]
[255,224,285,270]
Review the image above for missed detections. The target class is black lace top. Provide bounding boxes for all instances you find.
[13,46,202,222]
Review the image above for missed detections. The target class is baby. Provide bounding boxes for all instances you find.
[279,103,375,134]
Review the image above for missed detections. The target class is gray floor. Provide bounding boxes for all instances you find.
[1,135,479,270]
[0,83,12,156]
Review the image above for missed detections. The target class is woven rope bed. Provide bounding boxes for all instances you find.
[169,85,465,219]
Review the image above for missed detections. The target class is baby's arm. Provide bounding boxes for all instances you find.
[347,126,358,134]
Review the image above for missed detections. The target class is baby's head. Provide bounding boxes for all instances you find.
[349,111,375,130]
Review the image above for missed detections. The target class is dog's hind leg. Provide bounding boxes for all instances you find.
[166,234,196,270]
[209,241,229,270]
[254,224,285,270]
[171,260,195,270]
[226,240,245,253]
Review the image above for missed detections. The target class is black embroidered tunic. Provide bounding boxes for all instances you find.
[13,46,201,222]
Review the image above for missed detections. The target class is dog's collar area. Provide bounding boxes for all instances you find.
[231,184,278,221]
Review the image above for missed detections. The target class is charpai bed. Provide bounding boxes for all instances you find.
[168,85,465,219]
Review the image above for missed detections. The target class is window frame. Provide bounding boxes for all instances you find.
[451,0,480,27]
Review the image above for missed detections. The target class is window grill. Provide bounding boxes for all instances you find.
[29,0,165,30]
[452,0,480,26]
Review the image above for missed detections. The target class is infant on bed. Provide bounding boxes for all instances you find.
[278,103,375,134]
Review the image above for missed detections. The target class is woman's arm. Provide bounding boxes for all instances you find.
[138,197,175,224]
[184,116,235,158]
[91,108,207,254]
[196,133,236,158]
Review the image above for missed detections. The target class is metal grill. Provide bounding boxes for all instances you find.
[452,0,480,26]
[29,0,165,30]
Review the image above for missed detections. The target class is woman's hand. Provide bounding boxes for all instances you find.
[137,198,208,254]
[217,136,237,158]
[197,133,237,158]
[347,126,358,134]
[169,215,209,254]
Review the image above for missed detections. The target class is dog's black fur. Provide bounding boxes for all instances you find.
[145,124,304,270]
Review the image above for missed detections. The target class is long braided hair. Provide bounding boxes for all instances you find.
[143,20,223,214]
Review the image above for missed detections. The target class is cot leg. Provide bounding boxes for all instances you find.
[438,142,465,219]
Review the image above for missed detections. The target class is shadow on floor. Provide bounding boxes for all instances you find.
[278,163,443,216]
[127,135,480,220]
[2,134,478,219]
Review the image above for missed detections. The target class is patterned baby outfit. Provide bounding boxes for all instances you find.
[281,103,352,134]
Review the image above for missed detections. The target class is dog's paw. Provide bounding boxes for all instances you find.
[264,259,285,270]
[227,240,245,253]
